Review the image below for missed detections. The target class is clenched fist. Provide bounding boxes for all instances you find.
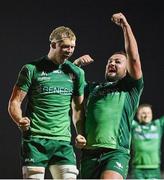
[111,12,128,28]
[75,134,87,149]
[18,117,30,131]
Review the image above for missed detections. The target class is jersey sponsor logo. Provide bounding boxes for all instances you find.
[36,85,73,95]
[143,133,159,139]
[38,76,51,81]
[38,71,50,81]
[135,133,159,140]
[134,124,158,139]
[38,70,66,81]
[92,86,119,97]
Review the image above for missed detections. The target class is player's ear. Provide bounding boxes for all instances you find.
[51,42,56,49]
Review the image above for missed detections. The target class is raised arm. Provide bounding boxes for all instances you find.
[8,85,30,131]
[112,12,142,80]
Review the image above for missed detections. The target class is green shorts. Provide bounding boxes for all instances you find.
[132,168,161,179]
[80,148,130,179]
[21,137,76,167]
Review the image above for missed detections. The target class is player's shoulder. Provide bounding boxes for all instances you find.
[132,119,139,126]
[23,56,45,68]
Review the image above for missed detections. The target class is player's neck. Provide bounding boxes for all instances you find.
[47,52,64,65]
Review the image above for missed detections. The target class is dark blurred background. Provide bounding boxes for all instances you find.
[1,0,164,178]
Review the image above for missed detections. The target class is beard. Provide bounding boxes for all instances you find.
[105,71,126,82]
[105,73,120,82]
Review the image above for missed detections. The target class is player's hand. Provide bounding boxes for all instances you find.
[74,55,94,67]
[17,117,30,131]
[111,12,128,28]
[75,134,87,149]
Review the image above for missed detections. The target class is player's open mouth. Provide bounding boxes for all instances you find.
[109,68,116,73]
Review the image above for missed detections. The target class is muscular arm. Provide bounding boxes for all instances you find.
[72,95,86,148]
[112,13,142,80]
[8,85,30,130]
[72,95,85,135]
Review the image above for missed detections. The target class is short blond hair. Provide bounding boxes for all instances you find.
[49,26,76,43]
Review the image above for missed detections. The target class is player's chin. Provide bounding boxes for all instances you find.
[107,72,116,77]
[64,53,72,59]
[75,144,83,149]
[106,74,117,81]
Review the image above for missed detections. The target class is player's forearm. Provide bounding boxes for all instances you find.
[72,98,85,135]
[123,23,142,78]
[123,23,139,62]
[73,106,85,135]
[8,100,23,125]
[75,117,85,136]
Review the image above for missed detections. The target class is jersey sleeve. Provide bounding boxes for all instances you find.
[61,60,86,96]
[159,116,164,133]
[124,75,144,104]
[133,77,144,93]
[74,67,86,96]
[121,75,144,121]
[132,119,138,126]
[16,64,34,92]
[124,75,144,93]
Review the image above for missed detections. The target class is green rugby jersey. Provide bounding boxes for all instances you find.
[16,56,85,141]
[84,75,144,153]
[132,116,164,168]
